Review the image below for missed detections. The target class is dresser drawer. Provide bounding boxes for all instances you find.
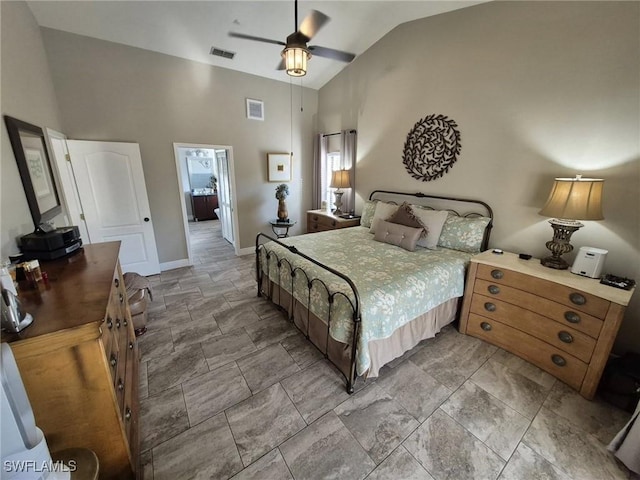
[307,222,334,233]
[474,279,603,338]
[467,313,588,390]
[308,213,338,228]
[470,294,596,363]
[476,264,610,319]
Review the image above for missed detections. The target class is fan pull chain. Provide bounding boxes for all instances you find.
[290,77,294,157]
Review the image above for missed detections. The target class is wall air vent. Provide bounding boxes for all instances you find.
[210,47,235,60]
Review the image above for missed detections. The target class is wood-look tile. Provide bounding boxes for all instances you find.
[177,273,215,290]
[334,383,419,464]
[183,362,251,426]
[243,313,297,349]
[140,450,153,480]
[236,343,299,393]
[403,409,505,480]
[280,411,376,480]
[226,383,306,466]
[159,266,194,282]
[138,328,174,362]
[171,314,221,349]
[229,449,293,480]
[152,413,243,480]
[147,346,209,396]
[410,326,497,389]
[201,280,238,297]
[498,443,570,480]
[215,304,262,333]
[186,294,230,320]
[146,303,191,331]
[470,359,548,419]
[376,360,451,422]
[440,381,529,460]
[523,407,630,480]
[201,330,257,371]
[366,446,434,480]
[140,385,189,451]
[280,333,323,369]
[281,359,351,424]
[542,381,630,444]
[163,288,203,307]
[139,360,149,400]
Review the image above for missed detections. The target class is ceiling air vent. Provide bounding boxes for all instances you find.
[210,47,235,60]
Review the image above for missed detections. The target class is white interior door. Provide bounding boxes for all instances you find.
[216,150,234,244]
[66,140,160,275]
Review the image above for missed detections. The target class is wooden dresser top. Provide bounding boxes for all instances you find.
[2,242,120,343]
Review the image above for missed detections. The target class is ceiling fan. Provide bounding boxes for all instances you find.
[229,0,356,77]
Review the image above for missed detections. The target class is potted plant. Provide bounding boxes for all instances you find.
[275,184,289,221]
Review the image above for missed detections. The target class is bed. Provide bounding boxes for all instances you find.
[255,190,493,393]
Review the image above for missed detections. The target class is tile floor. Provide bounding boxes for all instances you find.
[138,220,635,480]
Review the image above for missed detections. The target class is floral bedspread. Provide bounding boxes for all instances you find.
[260,226,471,375]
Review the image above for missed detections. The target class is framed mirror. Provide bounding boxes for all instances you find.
[4,115,62,230]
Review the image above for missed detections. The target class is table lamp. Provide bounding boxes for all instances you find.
[538,174,604,269]
[330,169,351,215]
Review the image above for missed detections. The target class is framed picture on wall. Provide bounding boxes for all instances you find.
[267,153,291,182]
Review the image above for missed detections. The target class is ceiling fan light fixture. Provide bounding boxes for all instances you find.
[283,46,310,77]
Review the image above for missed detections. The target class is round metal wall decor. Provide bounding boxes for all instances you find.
[402,114,461,182]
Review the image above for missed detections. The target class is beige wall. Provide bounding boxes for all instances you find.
[317,1,640,354]
[1,2,64,256]
[38,28,317,262]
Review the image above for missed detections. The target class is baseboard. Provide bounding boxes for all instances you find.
[160,258,191,271]
[237,246,254,256]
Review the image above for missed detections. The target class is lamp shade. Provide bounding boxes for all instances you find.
[330,169,351,189]
[283,47,309,77]
[539,175,604,220]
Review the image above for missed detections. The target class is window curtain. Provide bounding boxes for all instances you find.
[340,130,357,214]
[312,134,328,209]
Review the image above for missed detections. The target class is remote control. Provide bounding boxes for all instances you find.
[600,274,636,290]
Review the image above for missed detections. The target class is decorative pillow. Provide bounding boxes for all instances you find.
[387,202,427,237]
[438,215,492,253]
[360,200,378,228]
[373,220,422,252]
[369,201,399,234]
[410,206,449,249]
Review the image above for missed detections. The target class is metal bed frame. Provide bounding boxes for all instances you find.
[255,190,493,393]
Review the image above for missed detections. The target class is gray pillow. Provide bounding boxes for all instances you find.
[373,220,423,252]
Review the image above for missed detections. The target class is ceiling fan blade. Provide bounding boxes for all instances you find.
[308,45,356,63]
[229,32,286,47]
[299,10,330,40]
[276,58,286,71]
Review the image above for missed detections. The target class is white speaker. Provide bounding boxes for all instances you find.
[571,247,608,278]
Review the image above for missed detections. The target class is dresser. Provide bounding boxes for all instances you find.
[306,210,360,233]
[192,193,219,221]
[459,250,635,399]
[2,242,139,479]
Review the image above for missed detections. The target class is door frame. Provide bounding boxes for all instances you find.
[173,142,240,263]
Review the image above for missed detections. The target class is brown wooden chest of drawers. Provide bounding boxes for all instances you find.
[306,210,360,233]
[2,242,139,479]
[459,250,635,399]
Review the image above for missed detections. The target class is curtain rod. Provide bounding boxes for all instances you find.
[322,130,356,137]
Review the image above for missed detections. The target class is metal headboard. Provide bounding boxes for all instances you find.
[368,190,494,251]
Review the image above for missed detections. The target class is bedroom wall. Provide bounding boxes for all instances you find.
[0,1,65,257]
[38,28,318,263]
[317,1,640,354]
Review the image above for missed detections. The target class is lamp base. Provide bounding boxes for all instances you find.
[333,191,345,216]
[540,218,583,270]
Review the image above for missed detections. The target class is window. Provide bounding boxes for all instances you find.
[321,152,341,208]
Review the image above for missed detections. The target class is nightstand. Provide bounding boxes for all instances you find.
[306,210,360,233]
[459,250,635,399]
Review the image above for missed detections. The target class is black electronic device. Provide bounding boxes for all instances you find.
[20,226,82,261]
[519,253,532,260]
[600,274,636,291]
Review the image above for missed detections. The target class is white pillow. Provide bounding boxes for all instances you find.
[410,206,449,249]
[369,202,399,234]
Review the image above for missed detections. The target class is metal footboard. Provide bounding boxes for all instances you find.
[255,232,361,393]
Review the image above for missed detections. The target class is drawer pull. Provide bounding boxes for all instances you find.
[488,285,500,295]
[484,302,497,312]
[117,379,124,391]
[119,293,124,304]
[114,278,120,288]
[106,317,113,329]
[331,220,336,227]
[125,407,132,421]
[480,322,492,331]
[490,269,504,280]
[558,331,574,343]
[123,318,128,327]
[110,354,117,367]
[116,319,121,329]
[312,215,318,221]
[569,292,586,306]
[551,354,566,367]
[564,311,581,324]
[129,341,134,350]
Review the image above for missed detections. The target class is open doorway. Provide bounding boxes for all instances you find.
[173,143,240,264]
